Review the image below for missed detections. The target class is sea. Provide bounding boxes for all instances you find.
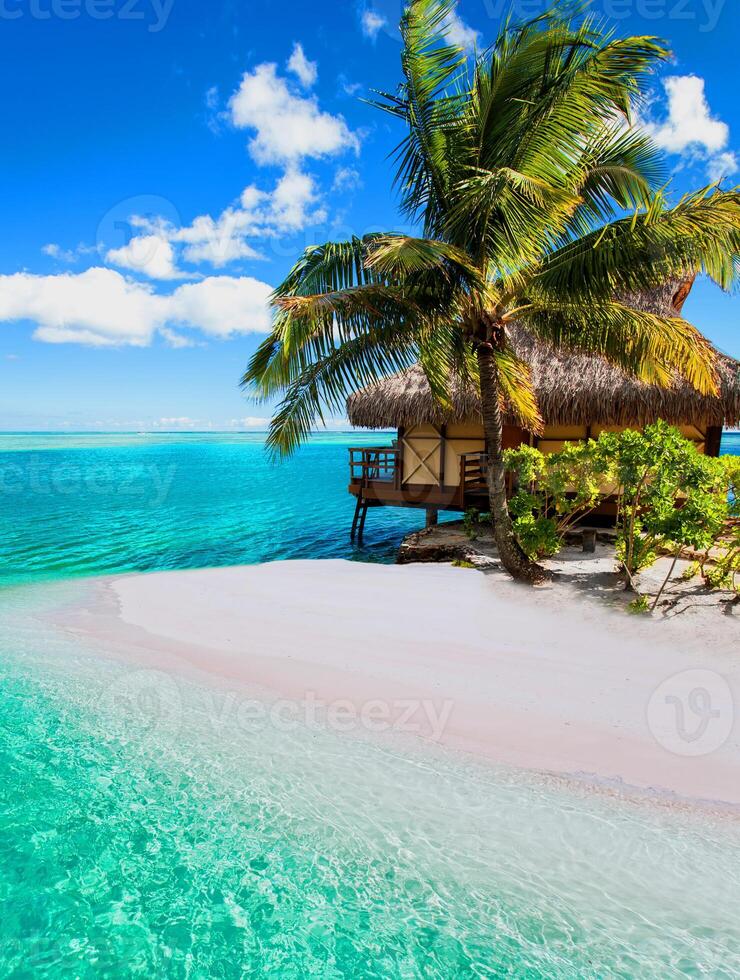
[1,430,739,977]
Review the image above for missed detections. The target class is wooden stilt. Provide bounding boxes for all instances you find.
[357,500,370,543]
[350,495,364,541]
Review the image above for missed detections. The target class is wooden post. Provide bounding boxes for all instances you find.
[705,425,723,458]
[426,509,439,528]
[438,424,447,487]
[395,426,404,489]
[582,529,597,553]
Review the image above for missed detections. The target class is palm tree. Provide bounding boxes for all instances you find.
[243,0,740,583]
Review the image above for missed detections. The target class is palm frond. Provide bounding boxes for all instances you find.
[533,185,740,300]
[494,343,543,432]
[522,298,719,396]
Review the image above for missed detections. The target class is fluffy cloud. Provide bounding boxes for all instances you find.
[332,167,362,192]
[128,170,326,273]
[106,234,187,280]
[442,8,479,50]
[105,55,355,277]
[153,417,201,429]
[228,416,270,428]
[360,5,476,48]
[361,10,386,39]
[643,75,736,182]
[42,242,96,264]
[287,42,317,87]
[168,276,272,339]
[0,267,272,347]
[706,150,738,182]
[228,62,358,166]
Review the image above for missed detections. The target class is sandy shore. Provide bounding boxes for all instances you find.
[52,557,740,807]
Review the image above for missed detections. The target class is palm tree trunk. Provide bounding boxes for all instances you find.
[476,341,548,584]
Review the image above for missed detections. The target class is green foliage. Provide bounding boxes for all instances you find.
[463,507,479,540]
[703,546,740,592]
[502,425,736,591]
[452,559,476,569]
[462,507,490,540]
[628,594,650,614]
[503,441,609,559]
[599,421,730,585]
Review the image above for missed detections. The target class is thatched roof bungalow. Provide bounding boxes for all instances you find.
[345,281,740,537]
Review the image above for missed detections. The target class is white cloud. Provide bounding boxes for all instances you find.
[153,417,201,429]
[645,76,728,154]
[159,327,197,348]
[707,150,738,182]
[42,242,96,264]
[168,276,272,339]
[229,416,270,428]
[204,85,224,135]
[0,267,272,347]
[146,169,326,270]
[228,62,358,166]
[361,10,386,39]
[642,75,736,181]
[174,212,264,268]
[106,234,187,280]
[287,42,317,88]
[442,8,479,50]
[0,268,162,346]
[333,166,362,192]
[339,76,362,97]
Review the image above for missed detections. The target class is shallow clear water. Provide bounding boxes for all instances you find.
[1,432,739,977]
[2,582,740,978]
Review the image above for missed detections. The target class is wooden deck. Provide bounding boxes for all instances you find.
[348,445,488,540]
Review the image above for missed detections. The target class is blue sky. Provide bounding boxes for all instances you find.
[0,0,737,431]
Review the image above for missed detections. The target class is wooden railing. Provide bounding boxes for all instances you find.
[349,446,400,489]
[458,452,487,505]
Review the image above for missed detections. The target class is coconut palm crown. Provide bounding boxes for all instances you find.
[243,0,740,582]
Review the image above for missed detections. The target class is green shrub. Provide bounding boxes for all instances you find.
[463,507,479,540]
[598,421,729,588]
[503,423,735,599]
[503,441,609,559]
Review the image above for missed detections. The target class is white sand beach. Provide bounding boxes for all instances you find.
[52,556,740,808]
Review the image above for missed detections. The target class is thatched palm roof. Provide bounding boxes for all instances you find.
[347,282,740,430]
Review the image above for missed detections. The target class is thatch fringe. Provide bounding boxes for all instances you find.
[347,282,740,430]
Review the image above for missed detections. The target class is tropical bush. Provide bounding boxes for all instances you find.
[503,441,609,559]
[503,423,735,603]
[686,454,740,596]
[599,421,729,590]
[463,507,491,540]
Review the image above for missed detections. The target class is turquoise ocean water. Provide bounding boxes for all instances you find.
[1,431,739,977]
[0,431,441,588]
